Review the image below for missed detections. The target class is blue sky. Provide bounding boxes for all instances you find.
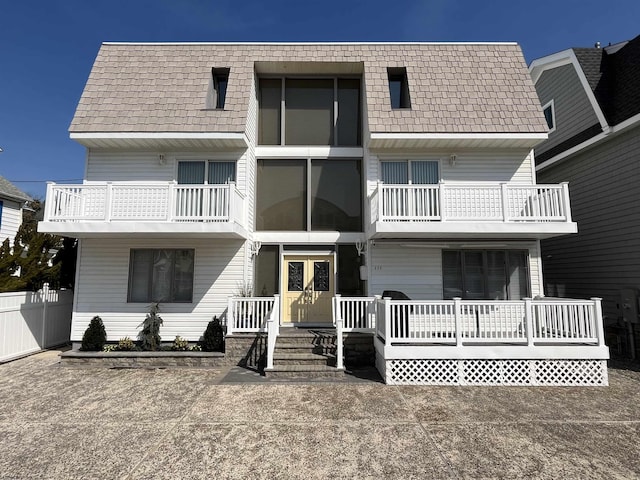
[1,0,638,199]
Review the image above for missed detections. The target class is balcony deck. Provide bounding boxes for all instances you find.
[369,182,577,239]
[38,182,248,238]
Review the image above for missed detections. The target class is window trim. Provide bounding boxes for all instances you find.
[127,248,195,304]
[542,99,556,133]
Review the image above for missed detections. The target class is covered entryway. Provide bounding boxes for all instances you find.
[282,254,335,324]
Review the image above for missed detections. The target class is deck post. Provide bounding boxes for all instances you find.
[377,181,384,222]
[501,183,509,221]
[383,296,392,340]
[524,298,534,346]
[453,297,463,347]
[592,297,605,347]
[226,297,234,336]
[105,182,113,222]
[561,182,572,222]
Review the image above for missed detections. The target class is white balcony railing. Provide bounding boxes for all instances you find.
[44,182,246,225]
[226,296,278,335]
[374,297,604,346]
[373,182,572,223]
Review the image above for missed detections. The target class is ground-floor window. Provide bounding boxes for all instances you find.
[128,249,195,303]
[442,250,529,300]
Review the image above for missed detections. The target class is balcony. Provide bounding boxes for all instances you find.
[369,182,577,239]
[39,182,248,238]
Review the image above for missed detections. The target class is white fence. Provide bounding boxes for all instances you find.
[333,295,377,332]
[0,284,73,363]
[45,182,246,224]
[374,182,572,223]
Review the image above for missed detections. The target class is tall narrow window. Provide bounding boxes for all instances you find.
[212,68,230,109]
[387,67,411,109]
[542,99,555,133]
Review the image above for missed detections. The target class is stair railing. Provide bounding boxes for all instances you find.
[266,295,280,370]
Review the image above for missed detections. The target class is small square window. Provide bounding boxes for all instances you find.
[212,68,230,109]
[387,67,411,109]
[542,100,555,133]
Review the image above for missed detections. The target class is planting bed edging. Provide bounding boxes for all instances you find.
[60,350,225,368]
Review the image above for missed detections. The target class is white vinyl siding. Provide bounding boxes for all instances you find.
[85,151,248,194]
[368,242,542,299]
[71,237,246,341]
[0,199,23,247]
[368,151,535,195]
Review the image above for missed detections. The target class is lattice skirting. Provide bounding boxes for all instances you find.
[384,359,608,386]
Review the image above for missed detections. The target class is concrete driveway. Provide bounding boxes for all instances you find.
[1,350,639,479]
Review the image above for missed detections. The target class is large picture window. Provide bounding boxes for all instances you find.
[258,77,361,146]
[177,161,236,184]
[443,250,529,300]
[380,160,439,184]
[128,249,195,303]
[256,159,362,231]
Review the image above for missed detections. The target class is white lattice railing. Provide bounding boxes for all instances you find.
[374,182,572,223]
[45,182,245,224]
[374,296,605,347]
[226,296,278,335]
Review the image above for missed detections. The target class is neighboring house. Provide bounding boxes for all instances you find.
[0,175,32,248]
[530,35,640,360]
[40,42,609,385]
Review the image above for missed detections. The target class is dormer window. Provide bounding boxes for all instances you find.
[542,99,555,133]
[387,67,411,109]
[212,68,229,109]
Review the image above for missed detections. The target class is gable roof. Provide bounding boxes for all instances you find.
[69,42,548,137]
[0,175,32,203]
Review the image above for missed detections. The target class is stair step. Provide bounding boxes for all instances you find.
[276,343,336,354]
[274,352,336,366]
[264,364,345,379]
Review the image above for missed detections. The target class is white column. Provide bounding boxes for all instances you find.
[524,298,534,346]
[454,297,463,347]
[226,297,235,336]
[561,182,572,222]
[501,183,509,222]
[592,297,605,347]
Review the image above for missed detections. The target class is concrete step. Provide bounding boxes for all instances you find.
[264,364,345,379]
[273,352,336,366]
[275,343,336,355]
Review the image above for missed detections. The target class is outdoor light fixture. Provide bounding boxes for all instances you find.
[449,154,457,166]
[158,154,166,165]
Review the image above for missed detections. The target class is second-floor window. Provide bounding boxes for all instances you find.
[380,160,439,184]
[256,158,362,232]
[258,77,361,147]
[177,161,236,184]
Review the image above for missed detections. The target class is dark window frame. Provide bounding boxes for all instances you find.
[542,99,555,132]
[442,249,530,300]
[258,76,362,146]
[127,248,195,303]
[177,160,236,185]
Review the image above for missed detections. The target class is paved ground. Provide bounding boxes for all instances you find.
[1,351,640,479]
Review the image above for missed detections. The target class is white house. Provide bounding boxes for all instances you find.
[0,175,32,249]
[40,42,609,385]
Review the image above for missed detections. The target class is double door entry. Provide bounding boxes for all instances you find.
[282,255,335,324]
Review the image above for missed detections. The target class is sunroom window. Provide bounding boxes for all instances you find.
[258,77,361,146]
[443,250,529,300]
[380,160,439,184]
[256,158,362,231]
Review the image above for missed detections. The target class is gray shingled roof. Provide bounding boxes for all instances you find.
[70,43,548,135]
[0,175,32,202]
[573,35,640,126]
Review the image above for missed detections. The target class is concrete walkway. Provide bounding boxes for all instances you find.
[1,351,639,479]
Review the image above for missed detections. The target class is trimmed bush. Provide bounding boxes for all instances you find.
[202,316,224,352]
[138,303,163,351]
[81,316,107,351]
[171,336,189,351]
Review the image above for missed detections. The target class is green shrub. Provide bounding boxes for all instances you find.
[201,316,224,352]
[138,303,163,351]
[171,336,189,351]
[81,316,107,351]
[117,337,135,351]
